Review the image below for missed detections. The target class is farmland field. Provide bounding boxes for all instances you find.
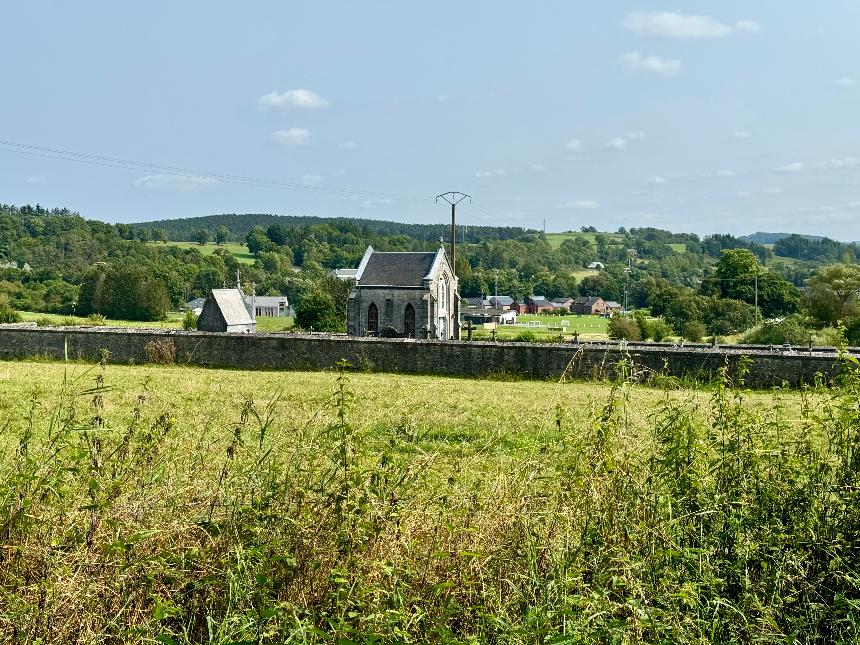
[1,358,859,643]
[17,310,295,332]
[544,231,624,249]
[157,240,257,265]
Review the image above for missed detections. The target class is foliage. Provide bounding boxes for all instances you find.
[741,315,813,346]
[806,263,860,325]
[649,318,673,341]
[192,228,211,245]
[214,225,230,245]
[78,263,170,321]
[182,309,198,331]
[682,320,706,342]
[294,289,344,332]
[0,294,22,323]
[607,315,642,341]
[144,338,176,364]
[3,360,860,642]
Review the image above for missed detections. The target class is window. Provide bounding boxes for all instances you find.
[438,277,447,312]
[367,303,378,333]
[404,303,415,338]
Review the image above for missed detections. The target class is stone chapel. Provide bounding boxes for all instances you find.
[347,244,459,339]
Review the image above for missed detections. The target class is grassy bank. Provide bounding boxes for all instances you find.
[1,360,858,642]
[17,311,295,333]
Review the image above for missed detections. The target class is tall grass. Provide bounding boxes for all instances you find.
[0,356,859,643]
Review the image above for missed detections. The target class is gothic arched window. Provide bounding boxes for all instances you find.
[404,303,415,338]
[367,303,378,333]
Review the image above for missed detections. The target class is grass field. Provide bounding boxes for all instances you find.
[17,310,295,332]
[2,358,859,642]
[544,231,624,250]
[156,241,257,265]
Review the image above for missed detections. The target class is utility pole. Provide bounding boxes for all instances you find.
[435,192,471,276]
[754,273,759,326]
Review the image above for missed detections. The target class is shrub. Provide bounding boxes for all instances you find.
[650,319,673,342]
[633,311,651,340]
[607,316,641,341]
[86,313,107,326]
[682,321,706,342]
[741,315,812,346]
[144,338,176,364]
[512,329,539,342]
[182,309,198,331]
[0,294,21,323]
[844,317,860,346]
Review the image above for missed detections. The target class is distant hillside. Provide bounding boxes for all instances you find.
[132,213,534,244]
[741,232,825,245]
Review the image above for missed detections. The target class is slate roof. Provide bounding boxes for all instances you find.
[357,252,437,287]
[528,296,552,304]
[248,295,288,307]
[604,301,622,308]
[210,289,254,326]
[489,295,514,306]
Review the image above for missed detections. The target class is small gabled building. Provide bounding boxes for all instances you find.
[572,296,606,316]
[488,295,514,310]
[347,244,459,339]
[552,297,575,312]
[197,288,256,333]
[604,300,624,314]
[526,296,555,314]
[248,295,289,318]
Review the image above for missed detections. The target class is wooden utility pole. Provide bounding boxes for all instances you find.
[435,192,471,275]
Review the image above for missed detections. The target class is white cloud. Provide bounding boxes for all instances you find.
[733,131,752,139]
[301,174,323,185]
[333,168,346,176]
[650,175,667,185]
[823,156,860,169]
[620,51,681,76]
[530,163,548,172]
[775,162,805,174]
[606,131,645,150]
[564,138,582,152]
[835,77,858,88]
[258,88,329,109]
[272,128,310,145]
[475,169,507,178]
[361,198,394,209]
[339,141,358,149]
[715,169,736,177]
[25,175,46,184]
[763,187,783,194]
[737,187,782,197]
[559,200,600,210]
[847,201,860,209]
[437,93,449,102]
[133,174,216,190]
[622,12,760,39]
[606,136,627,150]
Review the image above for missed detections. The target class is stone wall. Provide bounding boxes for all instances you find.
[0,325,854,387]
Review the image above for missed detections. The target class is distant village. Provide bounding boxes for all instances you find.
[192,244,619,338]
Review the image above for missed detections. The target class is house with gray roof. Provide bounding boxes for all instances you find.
[197,288,256,333]
[347,244,459,339]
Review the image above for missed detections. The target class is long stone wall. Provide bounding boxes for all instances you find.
[0,325,855,387]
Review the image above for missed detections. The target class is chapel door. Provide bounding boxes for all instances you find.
[367,303,379,333]
[404,303,415,338]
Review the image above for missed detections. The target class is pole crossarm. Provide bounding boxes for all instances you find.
[435,191,471,205]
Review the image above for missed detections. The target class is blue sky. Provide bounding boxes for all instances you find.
[2,1,860,238]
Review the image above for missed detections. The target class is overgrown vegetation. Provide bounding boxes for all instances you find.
[1,357,858,642]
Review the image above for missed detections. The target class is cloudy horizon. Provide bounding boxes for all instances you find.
[2,2,860,240]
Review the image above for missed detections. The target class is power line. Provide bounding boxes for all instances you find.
[0,138,432,204]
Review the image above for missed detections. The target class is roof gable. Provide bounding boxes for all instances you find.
[357,250,439,287]
[209,289,254,325]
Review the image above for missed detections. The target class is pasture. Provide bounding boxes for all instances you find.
[17,310,295,333]
[1,358,858,642]
[158,240,257,265]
